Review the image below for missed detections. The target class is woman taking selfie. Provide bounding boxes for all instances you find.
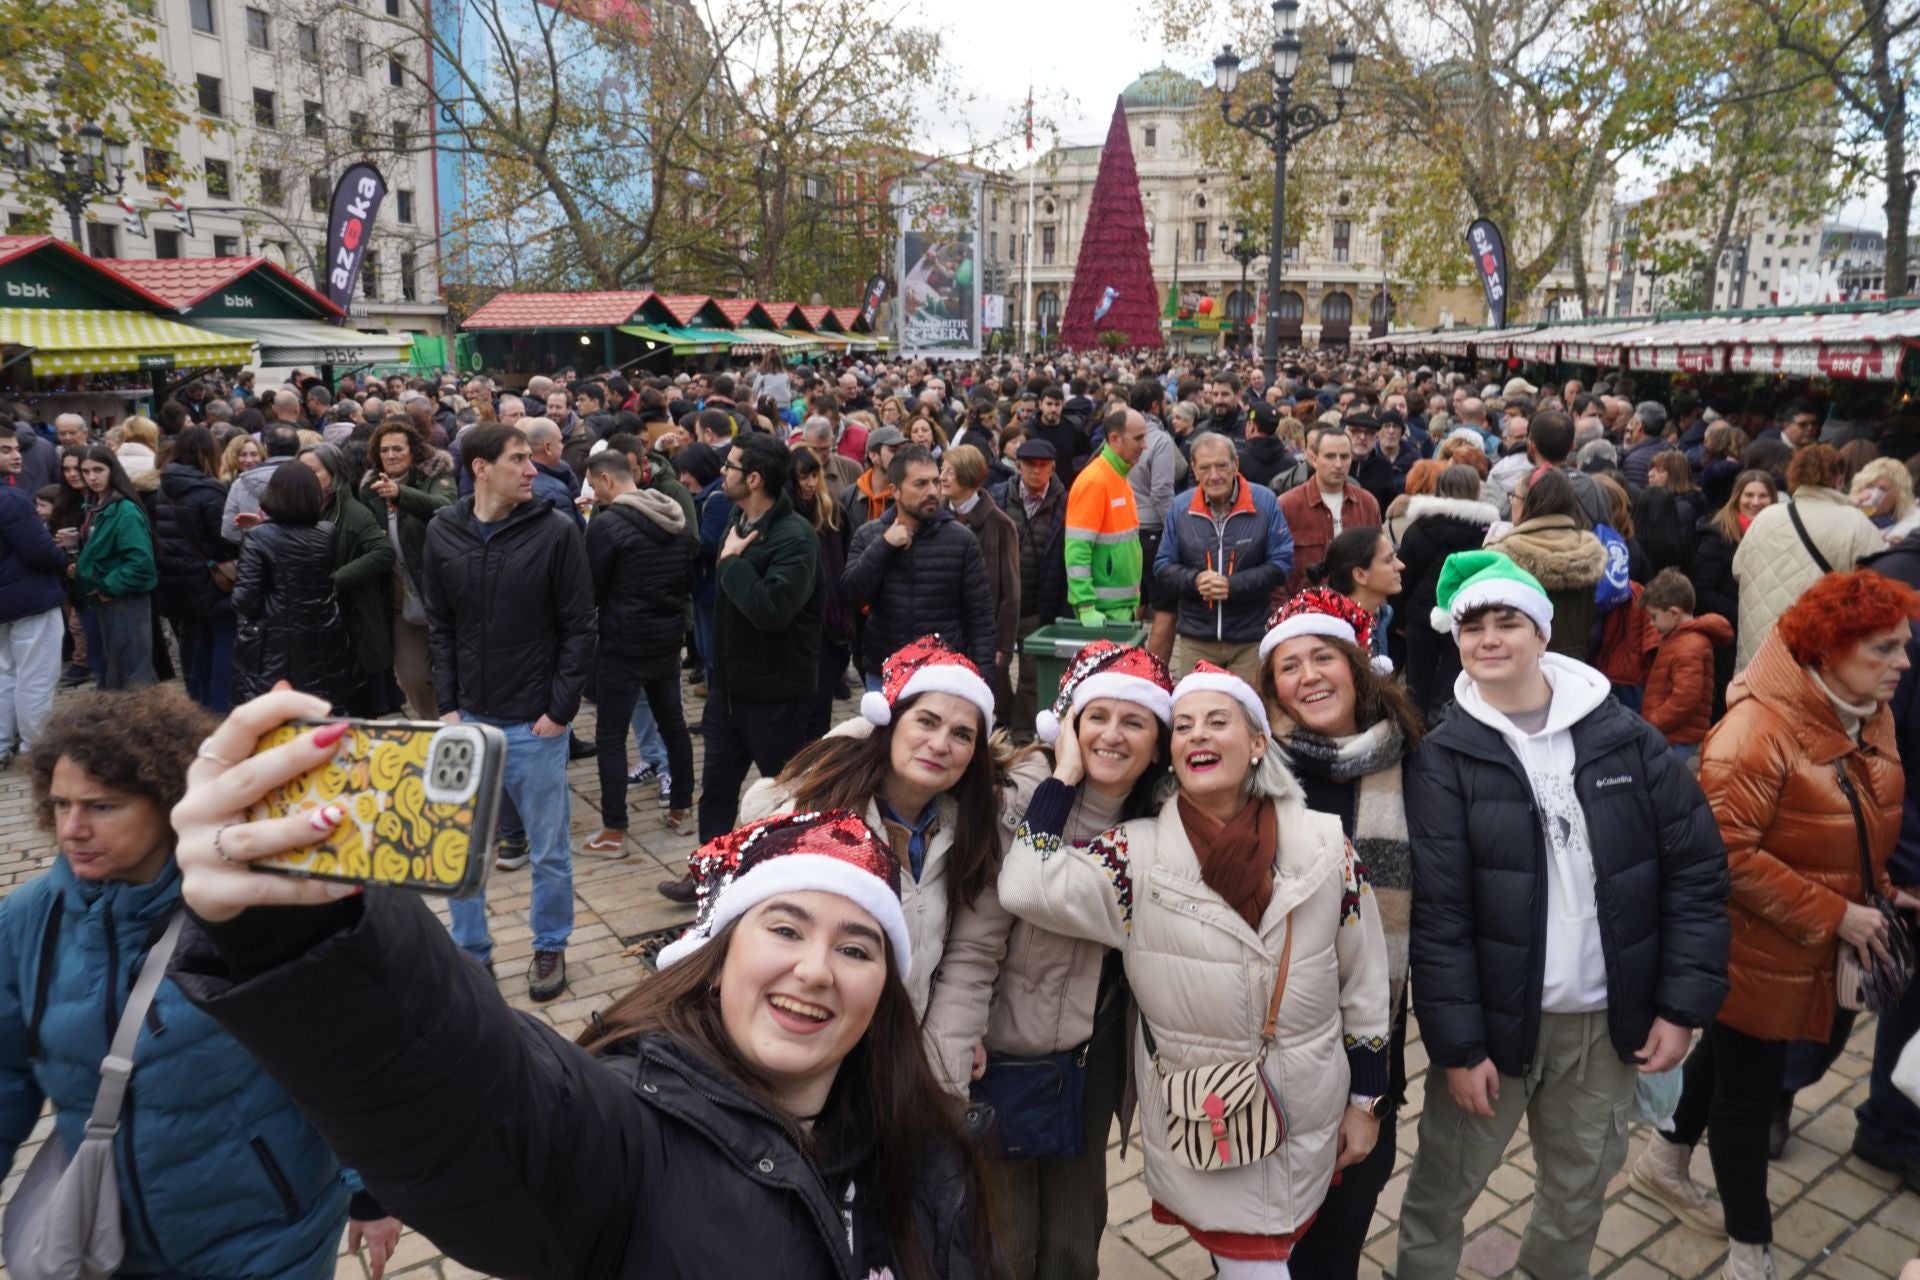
[1001,662,1390,1277]
[165,688,995,1278]
[1256,590,1423,1280]
[925,642,1174,1279]
[740,637,1004,1022]
[1,687,398,1280]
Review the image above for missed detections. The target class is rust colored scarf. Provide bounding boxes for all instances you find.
[1177,794,1277,929]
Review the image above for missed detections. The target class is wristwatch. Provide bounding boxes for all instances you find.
[1348,1093,1389,1119]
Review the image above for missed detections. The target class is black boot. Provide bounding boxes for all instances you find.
[568,734,598,760]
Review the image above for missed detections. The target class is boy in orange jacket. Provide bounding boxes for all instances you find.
[1641,568,1734,761]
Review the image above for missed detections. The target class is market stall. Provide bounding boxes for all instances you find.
[459,290,658,380]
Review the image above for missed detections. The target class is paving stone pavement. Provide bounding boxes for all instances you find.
[0,677,1915,1279]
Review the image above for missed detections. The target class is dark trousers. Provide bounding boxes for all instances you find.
[172,613,236,713]
[1667,1021,1791,1244]
[806,639,849,741]
[697,689,811,841]
[1291,987,1411,1280]
[1860,914,1920,1157]
[595,667,694,824]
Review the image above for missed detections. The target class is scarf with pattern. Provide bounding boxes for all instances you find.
[1282,718,1413,1007]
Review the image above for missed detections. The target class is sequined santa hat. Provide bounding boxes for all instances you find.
[1259,586,1396,676]
[656,809,913,976]
[1036,640,1174,744]
[860,636,996,729]
[1170,660,1271,736]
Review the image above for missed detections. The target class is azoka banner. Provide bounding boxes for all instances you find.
[1466,218,1509,331]
[855,274,888,330]
[322,163,388,319]
[895,179,982,358]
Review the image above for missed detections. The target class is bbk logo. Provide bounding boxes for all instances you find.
[5,281,51,300]
[222,293,254,308]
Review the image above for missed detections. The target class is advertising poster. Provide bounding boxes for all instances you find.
[323,163,388,317]
[895,179,983,358]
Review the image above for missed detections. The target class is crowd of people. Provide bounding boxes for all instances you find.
[0,346,1918,1280]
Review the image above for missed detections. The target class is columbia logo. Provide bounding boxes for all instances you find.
[1595,775,1634,789]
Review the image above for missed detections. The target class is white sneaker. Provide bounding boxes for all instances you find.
[657,774,673,809]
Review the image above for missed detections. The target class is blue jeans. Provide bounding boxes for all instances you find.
[630,696,669,775]
[863,671,884,695]
[177,614,236,713]
[446,717,573,963]
[692,600,715,687]
[1857,915,1920,1157]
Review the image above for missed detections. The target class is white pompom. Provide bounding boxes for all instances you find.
[860,690,893,726]
[1429,606,1454,634]
[1371,654,1396,677]
[1036,709,1060,744]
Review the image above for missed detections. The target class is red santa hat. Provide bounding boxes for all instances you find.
[860,636,996,728]
[1036,640,1174,744]
[1170,660,1271,737]
[1259,586,1396,676]
[656,809,912,976]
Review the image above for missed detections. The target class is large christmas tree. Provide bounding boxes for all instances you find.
[1060,99,1163,349]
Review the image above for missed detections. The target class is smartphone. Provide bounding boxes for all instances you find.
[247,719,507,898]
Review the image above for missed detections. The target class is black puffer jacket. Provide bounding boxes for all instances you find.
[172,893,989,1280]
[584,490,695,681]
[1393,495,1501,716]
[1005,477,1068,624]
[152,462,235,620]
[420,497,596,724]
[1406,695,1729,1077]
[231,521,362,706]
[843,508,995,675]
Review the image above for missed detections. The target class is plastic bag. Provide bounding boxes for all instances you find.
[1634,1066,1683,1131]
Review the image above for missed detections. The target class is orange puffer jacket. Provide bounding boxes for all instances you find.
[1698,629,1902,1042]
[1643,613,1735,745]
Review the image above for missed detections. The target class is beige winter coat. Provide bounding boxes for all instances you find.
[739,717,994,1039]
[922,753,1126,1093]
[998,770,1390,1236]
[1732,485,1883,669]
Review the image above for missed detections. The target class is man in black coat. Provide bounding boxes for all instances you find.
[841,444,996,688]
[421,422,596,1003]
[1004,438,1068,741]
[1024,385,1090,486]
[690,433,825,849]
[1397,551,1727,1280]
[581,450,697,850]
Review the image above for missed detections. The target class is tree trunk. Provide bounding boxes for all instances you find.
[1883,108,1910,297]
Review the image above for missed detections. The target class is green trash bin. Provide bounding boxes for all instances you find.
[1021,618,1149,714]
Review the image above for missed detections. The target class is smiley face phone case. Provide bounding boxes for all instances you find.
[247,719,506,897]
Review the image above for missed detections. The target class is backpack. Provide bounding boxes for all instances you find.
[1593,522,1633,612]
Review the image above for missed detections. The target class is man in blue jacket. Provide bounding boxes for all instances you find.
[1153,431,1293,683]
[0,423,67,767]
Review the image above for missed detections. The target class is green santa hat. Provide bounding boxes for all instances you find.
[1429,550,1553,641]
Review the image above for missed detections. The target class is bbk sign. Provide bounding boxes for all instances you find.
[320,163,388,316]
[1775,263,1842,308]
[5,281,52,301]
[222,293,255,309]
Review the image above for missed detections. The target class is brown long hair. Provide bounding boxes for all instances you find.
[776,699,1001,908]
[1711,468,1778,545]
[581,919,996,1280]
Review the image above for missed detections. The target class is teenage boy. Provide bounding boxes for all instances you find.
[1397,551,1729,1280]
[1639,567,1733,764]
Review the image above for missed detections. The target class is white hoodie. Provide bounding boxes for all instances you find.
[1454,653,1614,1014]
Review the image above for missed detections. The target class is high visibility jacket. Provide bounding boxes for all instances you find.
[1064,444,1141,623]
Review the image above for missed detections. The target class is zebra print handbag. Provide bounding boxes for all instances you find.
[1143,919,1294,1172]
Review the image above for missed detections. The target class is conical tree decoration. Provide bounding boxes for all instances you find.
[1060,99,1163,349]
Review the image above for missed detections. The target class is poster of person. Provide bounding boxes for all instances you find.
[895,180,983,358]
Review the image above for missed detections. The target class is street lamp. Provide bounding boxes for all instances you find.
[2,120,130,252]
[1214,0,1356,382]
[1219,220,1262,354]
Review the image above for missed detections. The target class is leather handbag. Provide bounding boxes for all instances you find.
[4,912,185,1280]
[1832,762,1914,1013]
[1142,918,1293,1172]
[970,1044,1090,1160]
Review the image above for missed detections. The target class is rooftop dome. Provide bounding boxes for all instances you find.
[1120,66,1203,109]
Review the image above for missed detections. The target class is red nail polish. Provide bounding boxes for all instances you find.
[312,722,350,748]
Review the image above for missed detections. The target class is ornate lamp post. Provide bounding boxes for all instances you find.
[14,123,130,252]
[1219,219,1262,355]
[1213,0,1356,383]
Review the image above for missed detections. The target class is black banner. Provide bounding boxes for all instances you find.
[855,274,888,330]
[1466,218,1509,331]
[321,163,388,321]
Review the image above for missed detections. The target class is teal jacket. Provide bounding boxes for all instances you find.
[74,494,157,602]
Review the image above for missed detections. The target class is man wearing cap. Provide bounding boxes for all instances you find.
[1345,411,1400,513]
[839,425,904,526]
[1007,437,1069,740]
[1397,550,1728,1280]
[1277,423,1382,598]
[1064,408,1147,627]
[1155,431,1293,683]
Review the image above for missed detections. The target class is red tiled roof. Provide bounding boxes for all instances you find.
[0,235,55,267]
[463,291,653,330]
[0,236,175,310]
[711,298,776,328]
[799,305,842,331]
[760,301,805,327]
[651,295,714,326]
[98,256,343,317]
[830,307,865,331]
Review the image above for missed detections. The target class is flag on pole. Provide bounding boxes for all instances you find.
[1024,89,1034,151]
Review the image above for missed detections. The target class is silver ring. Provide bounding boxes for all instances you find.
[196,739,238,768]
[213,824,237,864]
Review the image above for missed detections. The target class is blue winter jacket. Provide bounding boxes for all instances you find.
[1153,477,1295,644]
[0,858,355,1279]
[0,481,67,625]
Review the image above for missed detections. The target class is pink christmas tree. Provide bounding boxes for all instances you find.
[1061,99,1163,349]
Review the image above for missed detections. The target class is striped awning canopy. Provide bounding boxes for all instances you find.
[0,307,255,375]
